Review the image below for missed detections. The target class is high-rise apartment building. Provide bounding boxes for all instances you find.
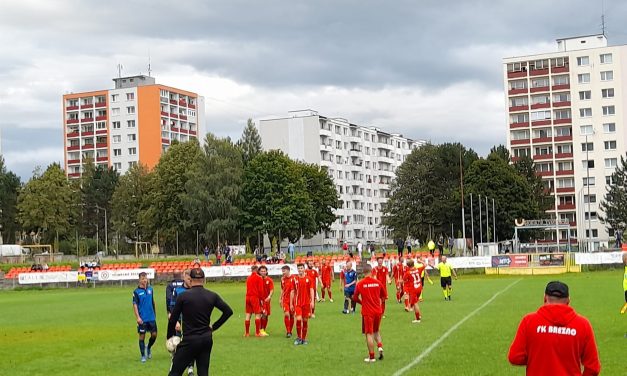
[504,34,624,250]
[63,75,205,177]
[258,110,425,247]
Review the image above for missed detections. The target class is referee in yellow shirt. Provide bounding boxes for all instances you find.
[436,256,457,301]
[621,252,627,314]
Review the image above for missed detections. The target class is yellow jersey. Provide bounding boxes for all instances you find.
[623,266,627,291]
[437,262,453,278]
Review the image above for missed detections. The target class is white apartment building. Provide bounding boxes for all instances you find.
[258,110,425,247]
[504,34,626,250]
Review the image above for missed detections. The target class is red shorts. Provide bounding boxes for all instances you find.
[262,301,271,316]
[361,315,382,334]
[408,288,422,306]
[294,305,311,318]
[322,280,331,288]
[282,298,292,313]
[245,296,262,314]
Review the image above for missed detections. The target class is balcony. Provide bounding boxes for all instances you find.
[554,152,573,159]
[68,172,80,178]
[180,129,189,134]
[552,84,570,91]
[552,66,569,74]
[529,68,549,76]
[95,102,107,108]
[80,104,94,109]
[511,156,520,163]
[96,129,107,135]
[95,115,107,121]
[81,117,94,123]
[531,120,551,126]
[532,137,552,144]
[82,144,94,149]
[556,169,574,176]
[509,121,529,129]
[67,145,80,151]
[507,71,527,79]
[557,203,576,210]
[530,103,550,110]
[67,119,79,124]
[553,101,571,108]
[508,88,528,95]
[161,111,169,117]
[556,187,575,193]
[81,131,94,136]
[179,115,187,120]
[96,142,107,148]
[189,104,196,109]
[171,127,180,132]
[510,139,530,145]
[66,105,79,111]
[170,113,178,119]
[96,156,108,162]
[553,135,572,142]
[533,153,553,160]
[553,118,572,125]
[170,99,177,105]
[509,105,529,112]
[530,85,550,93]
[67,159,80,165]
[66,131,79,138]
[537,170,554,177]
[189,130,197,136]
[179,100,187,107]
[161,138,170,144]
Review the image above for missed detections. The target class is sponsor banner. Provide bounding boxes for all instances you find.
[202,266,224,278]
[221,264,298,278]
[93,268,155,281]
[574,251,624,265]
[491,255,528,268]
[448,256,492,269]
[538,254,565,267]
[19,271,78,284]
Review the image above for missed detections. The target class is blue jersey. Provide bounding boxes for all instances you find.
[344,269,357,293]
[133,286,156,322]
[173,285,189,305]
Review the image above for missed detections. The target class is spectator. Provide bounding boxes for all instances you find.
[615,229,622,249]
[448,236,454,255]
[357,241,363,260]
[288,241,296,261]
[203,245,210,261]
[215,246,222,265]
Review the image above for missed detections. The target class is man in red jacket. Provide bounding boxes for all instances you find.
[508,281,600,376]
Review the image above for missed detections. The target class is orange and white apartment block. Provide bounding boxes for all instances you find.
[63,75,205,177]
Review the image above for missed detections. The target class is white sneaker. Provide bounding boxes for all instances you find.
[329,299,334,302]
[412,319,421,323]
[364,357,376,363]
[378,347,384,360]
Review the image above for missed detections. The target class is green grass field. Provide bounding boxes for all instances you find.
[0,271,625,376]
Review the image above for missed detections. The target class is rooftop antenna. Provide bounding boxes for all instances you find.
[117,63,124,78]
[601,0,606,36]
[148,50,152,77]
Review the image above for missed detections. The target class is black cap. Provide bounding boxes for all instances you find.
[190,268,205,279]
[545,281,569,298]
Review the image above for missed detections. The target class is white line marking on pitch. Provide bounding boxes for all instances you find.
[392,279,522,376]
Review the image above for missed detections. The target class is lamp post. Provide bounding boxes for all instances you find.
[585,132,593,252]
[95,205,108,255]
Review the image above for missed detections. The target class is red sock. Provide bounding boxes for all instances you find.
[245,320,250,335]
[415,312,420,320]
[302,321,308,340]
[312,306,315,314]
[396,290,401,301]
[382,301,386,314]
[404,298,409,308]
[377,342,383,348]
[328,290,332,300]
[284,316,291,333]
[254,319,261,335]
[261,317,268,330]
[296,320,302,339]
[369,352,375,359]
[322,290,326,299]
[289,315,294,333]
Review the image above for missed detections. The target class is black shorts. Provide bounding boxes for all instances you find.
[440,277,452,288]
[137,320,158,334]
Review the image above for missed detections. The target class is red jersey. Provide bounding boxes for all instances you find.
[403,268,422,293]
[262,276,274,300]
[393,263,408,282]
[306,268,319,282]
[246,272,264,298]
[293,275,314,307]
[320,265,333,284]
[415,262,426,278]
[280,275,295,302]
[508,304,600,376]
[352,276,386,316]
[373,265,389,291]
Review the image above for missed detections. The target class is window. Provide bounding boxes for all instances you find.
[555,127,571,137]
[113,135,121,143]
[530,59,549,70]
[96,121,106,130]
[581,142,593,152]
[531,95,550,104]
[578,73,590,83]
[510,113,529,123]
[579,108,592,117]
[556,144,571,154]
[509,80,527,90]
[510,97,528,107]
[128,147,137,155]
[601,88,614,98]
[582,160,594,169]
[602,105,615,116]
[583,194,597,203]
[582,177,595,186]
[604,140,617,150]
[507,62,527,72]
[578,91,591,100]
[606,175,616,185]
[531,111,551,121]
[112,121,121,129]
[534,146,552,156]
[600,53,612,64]
[513,148,530,158]
[557,161,573,171]
[584,212,598,221]
[553,93,570,103]
[128,134,136,141]
[557,178,574,188]
[580,125,593,135]
[111,94,119,102]
[126,92,135,100]
[533,129,552,139]
[536,163,552,172]
[111,108,120,115]
[577,56,589,66]
[113,162,121,170]
[600,71,613,81]
[585,229,599,238]
[553,75,569,85]
[554,109,571,119]
[603,123,616,133]
[127,120,136,128]
[113,148,122,156]
[127,106,135,114]
[605,158,618,168]
[531,78,549,88]
[128,161,137,168]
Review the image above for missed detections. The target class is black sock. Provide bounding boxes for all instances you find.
[139,340,145,356]
[147,336,156,349]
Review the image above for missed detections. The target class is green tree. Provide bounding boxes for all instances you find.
[238,118,263,166]
[599,154,627,233]
[240,150,314,249]
[513,155,552,212]
[184,133,243,246]
[0,157,21,244]
[297,162,341,238]
[111,163,151,251]
[141,140,203,252]
[17,163,77,247]
[79,162,119,244]
[488,144,511,163]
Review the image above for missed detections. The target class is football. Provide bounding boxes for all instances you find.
[166,336,181,353]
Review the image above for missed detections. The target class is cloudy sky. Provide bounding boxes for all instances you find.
[2,0,627,179]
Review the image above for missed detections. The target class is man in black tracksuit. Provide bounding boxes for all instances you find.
[167,268,233,376]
